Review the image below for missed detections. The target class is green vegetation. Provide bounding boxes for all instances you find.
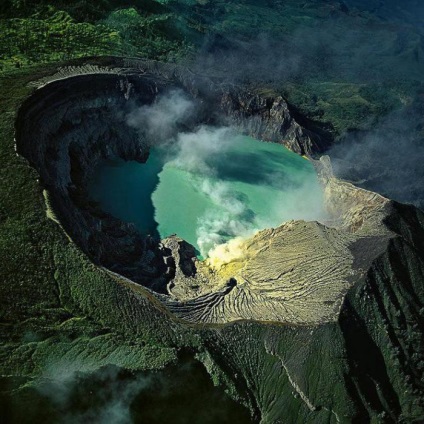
[0,10,118,71]
[0,1,193,73]
[0,0,417,375]
[2,0,423,134]
[281,82,407,134]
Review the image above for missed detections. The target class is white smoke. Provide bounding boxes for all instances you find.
[171,126,232,173]
[127,89,194,141]
[195,180,258,256]
[169,126,261,256]
[127,91,328,259]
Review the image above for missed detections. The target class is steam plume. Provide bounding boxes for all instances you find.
[128,91,327,258]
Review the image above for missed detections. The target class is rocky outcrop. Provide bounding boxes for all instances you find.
[165,156,395,325]
[337,202,424,421]
[16,74,173,293]
[220,92,327,155]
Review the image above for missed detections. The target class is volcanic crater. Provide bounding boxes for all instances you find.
[16,60,396,326]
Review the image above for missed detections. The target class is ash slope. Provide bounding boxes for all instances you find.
[12,59,424,422]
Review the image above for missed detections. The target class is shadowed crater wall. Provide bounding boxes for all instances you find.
[17,74,180,293]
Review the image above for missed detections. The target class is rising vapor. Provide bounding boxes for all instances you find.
[127,91,328,258]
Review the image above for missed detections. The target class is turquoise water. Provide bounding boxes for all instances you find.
[88,133,324,257]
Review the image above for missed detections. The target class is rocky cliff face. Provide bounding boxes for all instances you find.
[219,91,328,155]
[14,59,424,422]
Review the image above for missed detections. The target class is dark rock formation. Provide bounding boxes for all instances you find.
[220,91,327,155]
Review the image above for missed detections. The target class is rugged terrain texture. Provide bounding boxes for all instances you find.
[5,59,424,422]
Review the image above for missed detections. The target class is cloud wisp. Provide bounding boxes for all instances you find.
[36,363,153,424]
[329,106,424,209]
[127,91,327,259]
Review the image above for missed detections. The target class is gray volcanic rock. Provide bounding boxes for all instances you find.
[165,157,395,325]
[220,92,326,155]
[14,61,418,326]
[17,74,172,293]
